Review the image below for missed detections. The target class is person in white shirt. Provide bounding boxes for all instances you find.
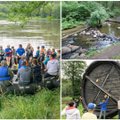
[61,101,81,120]
[44,54,59,78]
[82,102,97,120]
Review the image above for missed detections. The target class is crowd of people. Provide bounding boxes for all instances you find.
[0,43,60,92]
[62,95,110,120]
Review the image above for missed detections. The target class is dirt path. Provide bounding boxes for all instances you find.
[91,44,120,59]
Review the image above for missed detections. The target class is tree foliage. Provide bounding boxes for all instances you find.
[0,1,60,22]
[62,61,86,98]
[62,1,120,29]
[88,7,109,27]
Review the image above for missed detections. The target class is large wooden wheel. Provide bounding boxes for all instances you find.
[81,61,120,118]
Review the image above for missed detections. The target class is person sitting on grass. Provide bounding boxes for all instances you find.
[98,95,109,119]
[82,102,97,119]
[61,101,81,120]
[17,60,32,86]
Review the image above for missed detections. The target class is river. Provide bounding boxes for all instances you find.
[0,19,60,55]
[62,22,120,59]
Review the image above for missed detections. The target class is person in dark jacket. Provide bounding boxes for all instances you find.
[32,59,42,84]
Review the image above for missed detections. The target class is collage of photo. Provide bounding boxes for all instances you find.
[0,1,120,119]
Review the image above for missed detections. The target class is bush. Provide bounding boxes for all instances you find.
[88,7,109,27]
[62,80,73,97]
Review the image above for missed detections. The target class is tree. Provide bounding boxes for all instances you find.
[62,61,86,98]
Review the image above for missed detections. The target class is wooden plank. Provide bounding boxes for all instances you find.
[93,66,114,102]
[85,75,118,102]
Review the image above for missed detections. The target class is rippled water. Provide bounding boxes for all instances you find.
[63,22,120,49]
[0,19,60,55]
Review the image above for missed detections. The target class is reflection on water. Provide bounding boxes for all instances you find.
[0,19,60,55]
[100,22,120,37]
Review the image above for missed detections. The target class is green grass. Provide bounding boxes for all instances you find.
[0,88,60,119]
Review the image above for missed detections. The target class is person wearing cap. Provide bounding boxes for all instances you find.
[61,101,81,120]
[5,45,12,66]
[17,60,32,86]
[82,102,97,119]
[98,95,109,119]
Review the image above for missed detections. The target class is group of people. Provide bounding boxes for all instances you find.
[0,43,60,92]
[62,95,110,119]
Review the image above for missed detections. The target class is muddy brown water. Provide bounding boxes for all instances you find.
[0,19,60,56]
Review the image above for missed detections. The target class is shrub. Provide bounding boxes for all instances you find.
[88,7,109,27]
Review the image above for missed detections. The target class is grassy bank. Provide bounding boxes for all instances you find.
[0,88,60,119]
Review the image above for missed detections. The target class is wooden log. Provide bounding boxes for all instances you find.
[85,75,118,102]
[93,66,114,102]
[62,27,89,40]
[106,19,120,24]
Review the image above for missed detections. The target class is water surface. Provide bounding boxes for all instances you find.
[0,19,60,55]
